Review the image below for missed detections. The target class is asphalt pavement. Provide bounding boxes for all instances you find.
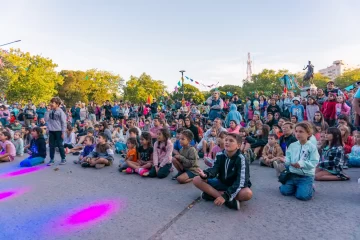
[0,153,359,240]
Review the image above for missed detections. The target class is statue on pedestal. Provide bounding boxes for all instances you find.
[303,61,314,84]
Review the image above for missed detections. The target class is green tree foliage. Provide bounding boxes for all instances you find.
[242,69,289,97]
[335,68,360,89]
[0,48,63,104]
[171,84,205,104]
[123,73,166,103]
[57,69,121,106]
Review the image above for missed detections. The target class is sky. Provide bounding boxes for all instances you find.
[2,0,360,91]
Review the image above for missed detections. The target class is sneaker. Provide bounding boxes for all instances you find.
[142,171,150,177]
[73,160,79,164]
[72,152,80,156]
[81,162,90,168]
[125,168,134,174]
[95,164,105,169]
[204,158,214,168]
[225,199,240,210]
[47,160,55,166]
[59,159,67,165]
[139,168,149,176]
[342,165,349,169]
[273,161,285,177]
[200,192,215,201]
[337,173,350,181]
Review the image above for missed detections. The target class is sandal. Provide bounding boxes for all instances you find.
[81,162,90,168]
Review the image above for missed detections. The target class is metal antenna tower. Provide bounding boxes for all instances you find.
[246,52,252,81]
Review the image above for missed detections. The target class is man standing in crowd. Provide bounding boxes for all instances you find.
[324,80,343,96]
[23,99,36,127]
[150,98,158,119]
[206,90,224,121]
[103,100,112,120]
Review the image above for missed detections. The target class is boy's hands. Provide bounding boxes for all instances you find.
[196,168,206,178]
[214,196,225,206]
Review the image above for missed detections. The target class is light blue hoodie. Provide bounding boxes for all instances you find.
[225,104,242,127]
[285,140,319,177]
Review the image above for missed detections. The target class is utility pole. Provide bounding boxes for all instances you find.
[179,70,185,104]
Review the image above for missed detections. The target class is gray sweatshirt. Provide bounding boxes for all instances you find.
[44,108,67,132]
[306,104,320,123]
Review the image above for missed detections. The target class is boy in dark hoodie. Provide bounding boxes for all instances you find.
[194,133,252,210]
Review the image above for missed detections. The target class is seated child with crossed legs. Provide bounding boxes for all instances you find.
[81,133,114,169]
[259,134,283,167]
[172,130,199,183]
[194,133,252,210]
[124,132,153,176]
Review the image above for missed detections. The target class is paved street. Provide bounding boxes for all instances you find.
[0,154,359,240]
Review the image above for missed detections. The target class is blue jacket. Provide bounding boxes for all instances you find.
[225,104,242,127]
[36,107,47,119]
[111,105,120,117]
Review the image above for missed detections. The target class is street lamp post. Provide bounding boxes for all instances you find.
[0,40,21,47]
[179,70,185,103]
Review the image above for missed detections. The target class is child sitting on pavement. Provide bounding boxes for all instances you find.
[194,133,253,211]
[81,133,114,169]
[259,134,283,167]
[204,131,226,168]
[73,136,95,164]
[172,130,199,183]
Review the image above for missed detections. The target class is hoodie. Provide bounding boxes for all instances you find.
[202,150,251,201]
[225,104,242,127]
[44,108,67,133]
[29,136,47,158]
[285,140,319,176]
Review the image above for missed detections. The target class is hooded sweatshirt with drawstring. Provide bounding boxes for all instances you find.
[225,104,242,127]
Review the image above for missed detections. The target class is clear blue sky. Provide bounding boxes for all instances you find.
[2,0,360,91]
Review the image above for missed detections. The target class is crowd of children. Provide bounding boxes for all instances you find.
[0,84,359,210]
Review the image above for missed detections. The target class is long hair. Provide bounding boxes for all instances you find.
[157,128,170,151]
[326,127,343,147]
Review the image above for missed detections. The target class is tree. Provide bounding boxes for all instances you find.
[171,84,205,104]
[0,48,63,104]
[123,73,166,103]
[242,69,289,97]
[335,68,360,89]
[57,69,121,106]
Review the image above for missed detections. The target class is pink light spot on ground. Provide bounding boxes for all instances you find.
[51,199,122,234]
[0,166,46,178]
[66,203,112,225]
[0,191,15,200]
[0,188,30,202]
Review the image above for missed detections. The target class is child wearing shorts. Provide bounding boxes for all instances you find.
[172,130,199,183]
[194,133,252,210]
[81,133,114,169]
[0,131,16,162]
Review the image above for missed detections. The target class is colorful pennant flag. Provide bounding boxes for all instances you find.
[177,81,182,87]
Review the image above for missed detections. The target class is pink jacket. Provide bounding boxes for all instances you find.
[335,103,350,118]
[153,140,173,167]
[227,125,241,133]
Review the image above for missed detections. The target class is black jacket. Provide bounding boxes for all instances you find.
[279,134,297,155]
[246,136,268,148]
[203,150,251,201]
[186,124,200,143]
[29,136,47,158]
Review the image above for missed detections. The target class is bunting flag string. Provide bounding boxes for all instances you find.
[184,76,219,88]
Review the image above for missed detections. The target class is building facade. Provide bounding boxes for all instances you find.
[318,60,353,80]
